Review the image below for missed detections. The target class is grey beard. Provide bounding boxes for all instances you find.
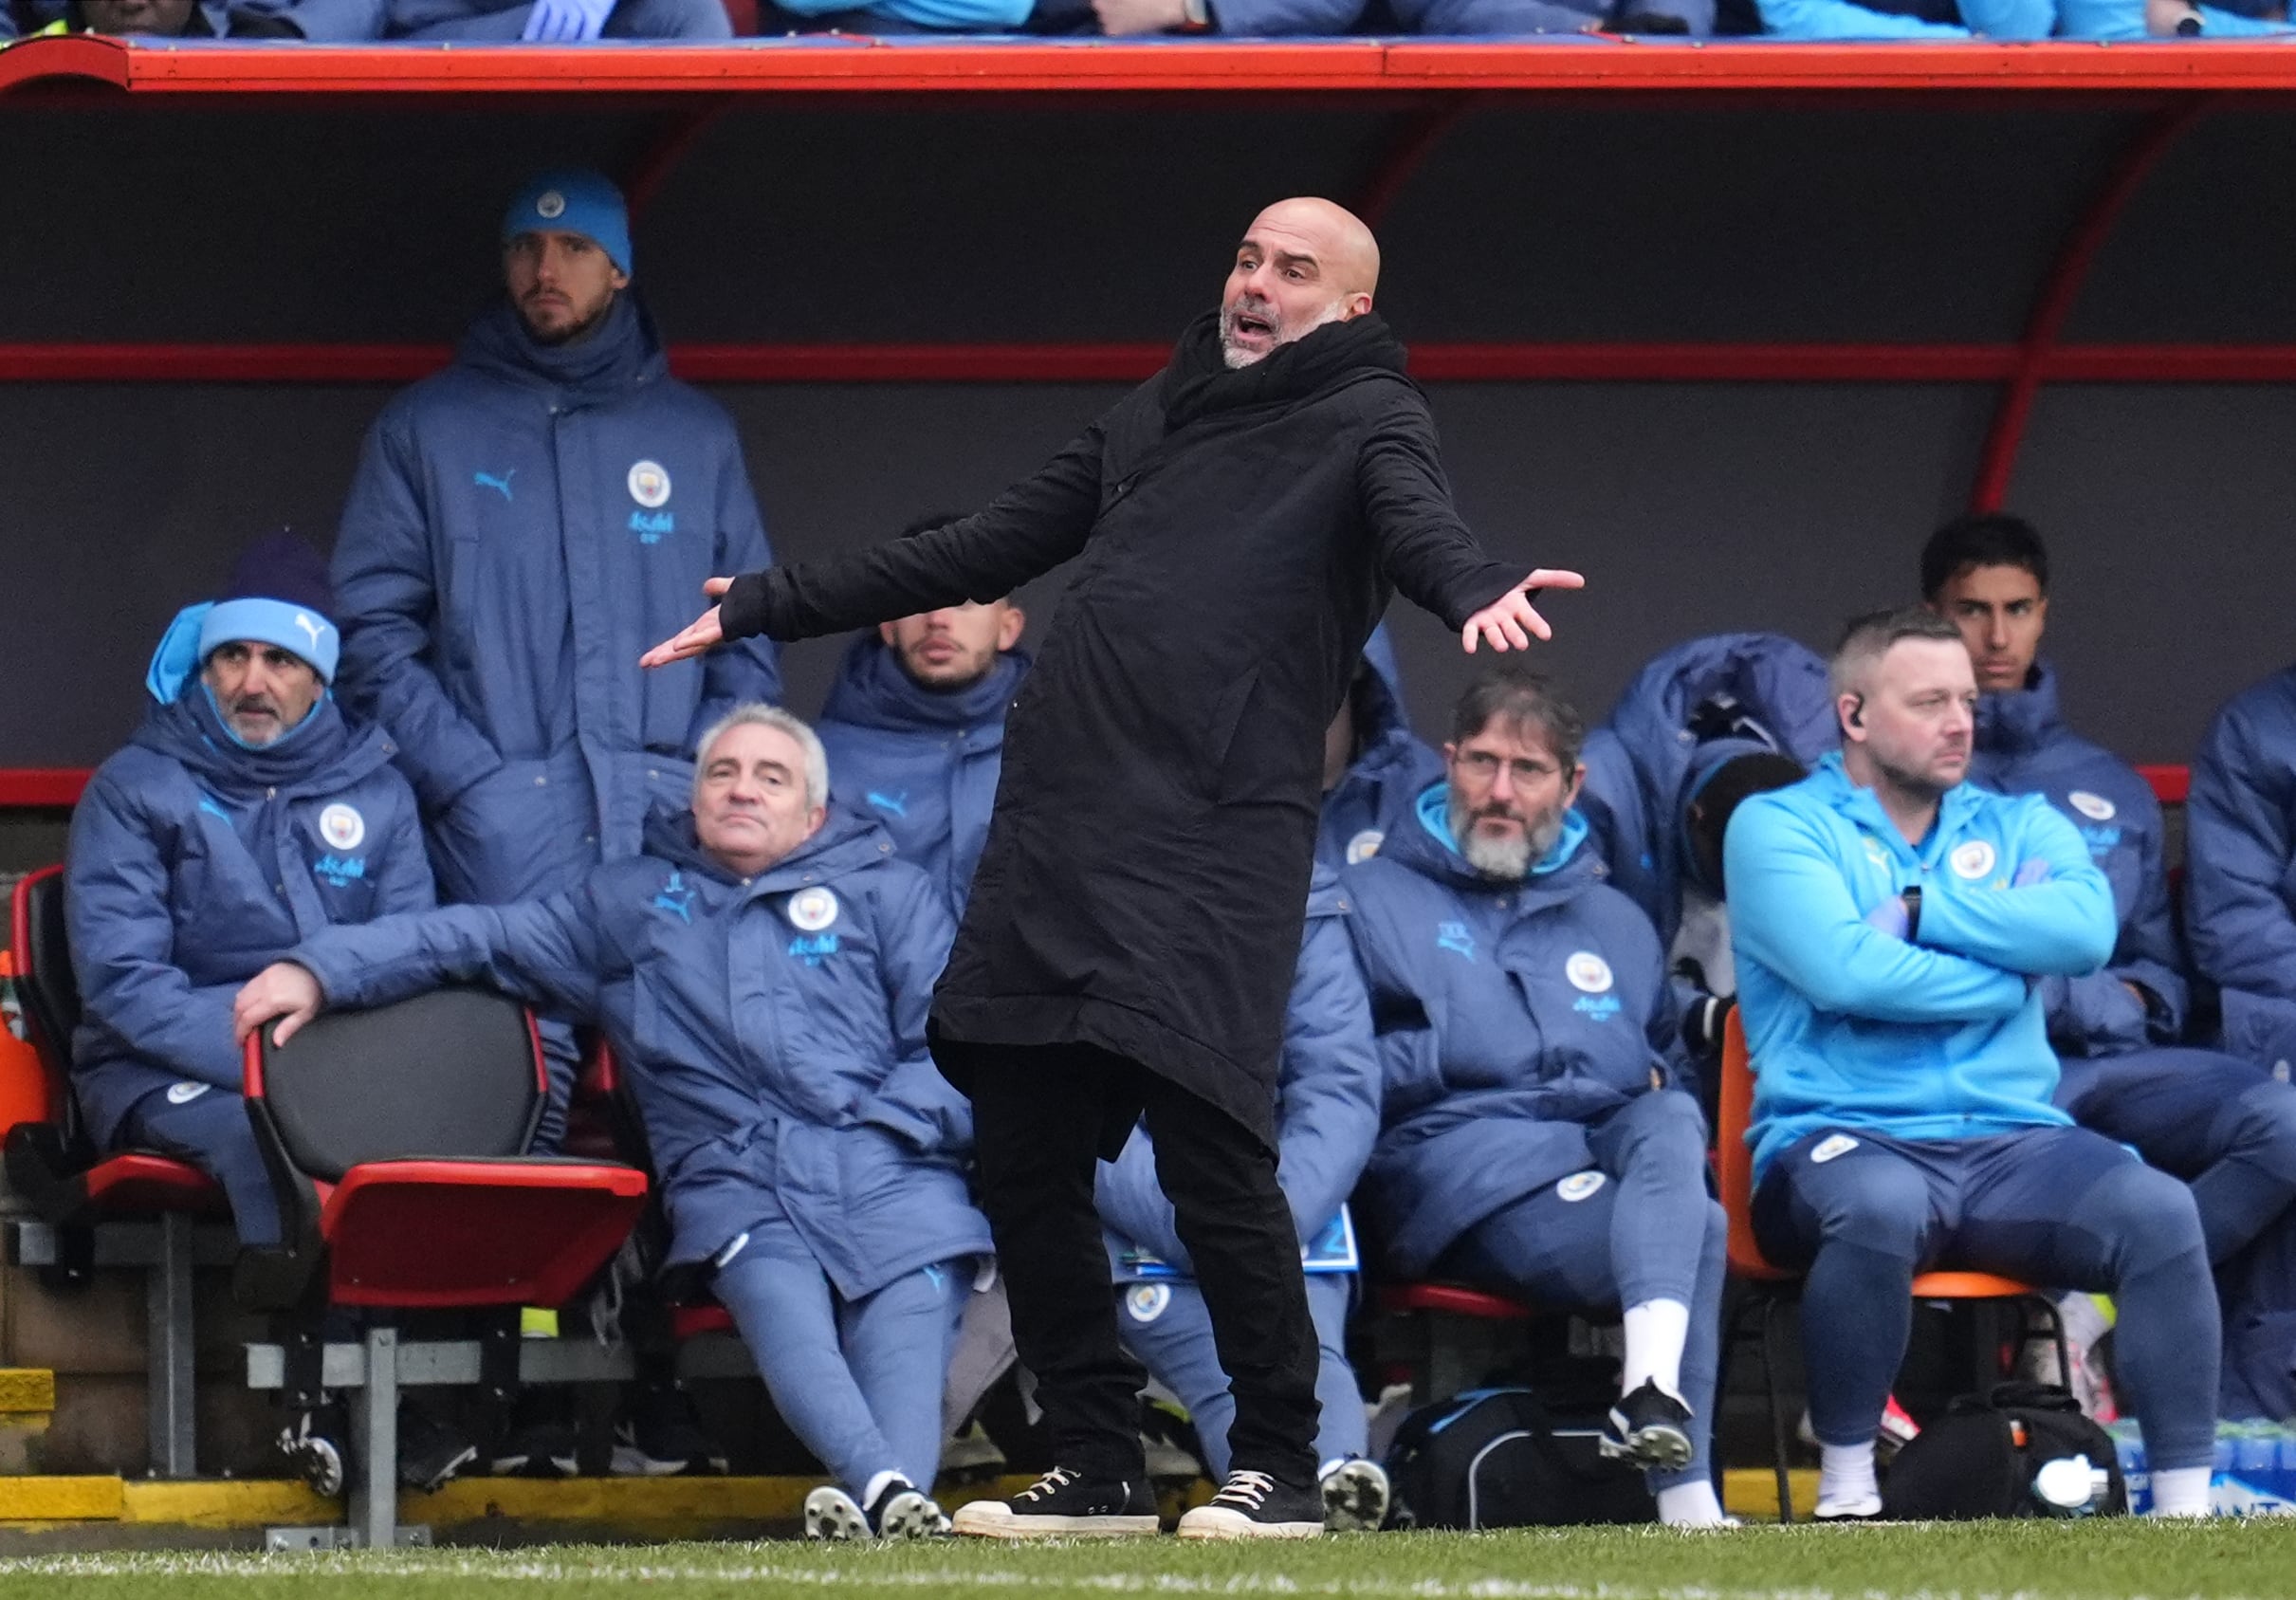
[1218,297,1346,370]
[1461,831,1533,882]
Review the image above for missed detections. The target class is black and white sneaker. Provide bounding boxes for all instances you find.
[866,1475,949,1539]
[489,1418,579,1478]
[950,1465,1161,1539]
[1319,1457,1391,1533]
[804,1484,872,1541]
[1177,1469,1325,1539]
[612,1382,728,1477]
[396,1403,480,1493]
[1600,1381,1695,1473]
[278,1408,347,1499]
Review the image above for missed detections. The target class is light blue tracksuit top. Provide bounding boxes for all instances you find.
[1726,753,2118,1182]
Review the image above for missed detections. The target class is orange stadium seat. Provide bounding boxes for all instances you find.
[1716,1009,2067,1520]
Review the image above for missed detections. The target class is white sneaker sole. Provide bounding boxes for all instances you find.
[1177,1506,1324,1540]
[877,1490,948,1540]
[1321,1462,1391,1533]
[951,1505,1160,1539]
[804,1486,872,1541]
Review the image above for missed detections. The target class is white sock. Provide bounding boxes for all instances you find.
[1815,1441,1880,1517]
[1656,1480,1729,1527]
[1620,1298,1691,1402]
[863,1469,904,1508]
[2149,1464,2211,1518]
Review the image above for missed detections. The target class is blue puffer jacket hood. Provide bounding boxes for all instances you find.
[1579,632,1836,946]
[1318,625,1445,870]
[817,634,1029,918]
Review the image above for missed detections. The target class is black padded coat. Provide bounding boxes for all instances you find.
[718,312,1526,1149]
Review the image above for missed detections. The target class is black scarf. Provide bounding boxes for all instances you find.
[1158,309,1409,432]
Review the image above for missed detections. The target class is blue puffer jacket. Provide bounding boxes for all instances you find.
[2189,666,2296,1076]
[1096,864,1380,1269]
[815,634,1027,921]
[67,688,433,1148]
[287,806,990,1297]
[1728,755,2117,1181]
[331,292,780,862]
[1344,785,1686,1277]
[1318,626,1443,873]
[1578,631,1836,950]
[1969,662,2187,1056]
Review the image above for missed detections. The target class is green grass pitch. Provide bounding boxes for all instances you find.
[3,1520,2295,1600]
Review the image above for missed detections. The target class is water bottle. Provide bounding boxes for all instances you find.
[2030,1453,2111,1517]
[2109,1420,2150,1515]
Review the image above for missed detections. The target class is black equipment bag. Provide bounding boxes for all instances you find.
[1386,1388,1658,1529]
[1881,1381,2128,1519]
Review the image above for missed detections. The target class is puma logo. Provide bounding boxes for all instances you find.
[294,612,327,653]
[474,469,516,502]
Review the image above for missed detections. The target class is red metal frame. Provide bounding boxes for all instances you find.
[15,37,2296,97]
[0,770,93,807]
[1969,95,2208,513]
[16,341,2296,387]
[2139,762,2190,806]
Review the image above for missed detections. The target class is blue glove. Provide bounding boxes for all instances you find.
[1864,894,1910,939]
[522,0,612,41]
[2012,859,2053,889]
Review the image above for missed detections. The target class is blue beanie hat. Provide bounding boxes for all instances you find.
[146,533,341,704]
[504,169,633,279]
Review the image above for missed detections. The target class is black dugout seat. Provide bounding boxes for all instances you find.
[2,865,222,1479]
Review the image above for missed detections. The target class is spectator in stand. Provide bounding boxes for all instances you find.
[1344,667,1733,1530]
[386,0,725,40]
[64,537,477,1491]
[235,706,990,1542]
[1728,606,2218,1520]
[332,168,778,1153]
[1575,633,1831,1105]
[1318,627,1441,872]
[2056,0,2292,37]
[1753,0,2045,39]
[1926,515,2296,1278]
[815,528,1027,921]
[1099,864,1388,1533]
[10,0,386,34]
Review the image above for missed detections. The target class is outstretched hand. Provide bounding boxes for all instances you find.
[233,962,325,1049]
[1460,569,1587,653]
[640,577,736,669]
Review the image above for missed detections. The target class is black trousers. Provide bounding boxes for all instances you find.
[967,1043,1320,1487]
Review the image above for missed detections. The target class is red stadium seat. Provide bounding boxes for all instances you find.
[238,985,647,1544]
[1,866,223,1480]
[1371,1278,1543,1406]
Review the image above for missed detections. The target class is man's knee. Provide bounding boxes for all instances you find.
[2228,1078,2296,1179]
[2075,1159,2209,1277]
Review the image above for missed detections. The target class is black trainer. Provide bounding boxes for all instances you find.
[613,1381,728,1477]
[1600,1380,1695,1473]
[396,1402,480,1493]
[867,1474,950,1539]
[950,1465,1161,1538]
[1177,1469,1325,1539]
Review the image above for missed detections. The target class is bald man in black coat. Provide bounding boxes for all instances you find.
[646,197,1581,1540]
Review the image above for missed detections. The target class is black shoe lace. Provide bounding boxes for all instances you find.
[1211,1469,1275,1510]
[1018,1465,1078,1504]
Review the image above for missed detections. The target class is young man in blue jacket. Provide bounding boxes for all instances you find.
[1728,606,2218,1520]
[330,169,780,1151]
[815,541,1026,922]
[68,536,433,1258]
[235,706,989,1542]
[1098,864,1389,1533]
[1344,668,1733,1530]
[1925,515,2296,1275]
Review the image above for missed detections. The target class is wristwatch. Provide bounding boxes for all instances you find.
[1901,885,1923,942]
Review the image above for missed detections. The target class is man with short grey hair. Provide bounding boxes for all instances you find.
[235,707,988,1542]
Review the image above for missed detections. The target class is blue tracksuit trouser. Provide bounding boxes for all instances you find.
[1754,1124,2218,1471]
[1435,1091,1724,1491]
[1117,1271,1365,1479]
[2056,1048,2296,1264]
[394,0,729,34]
[120,1084,281,1248]
[714,1252,967,1499]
